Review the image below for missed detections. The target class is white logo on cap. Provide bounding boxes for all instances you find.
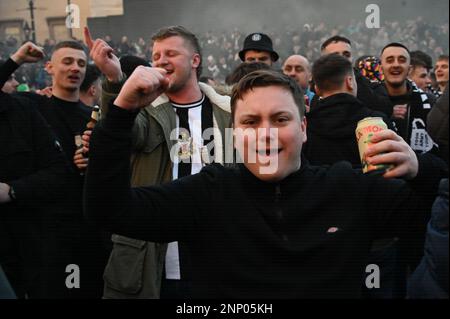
[252,34,262,41]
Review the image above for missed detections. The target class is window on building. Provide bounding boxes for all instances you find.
[0,20,25,43]
[47,17,71,42]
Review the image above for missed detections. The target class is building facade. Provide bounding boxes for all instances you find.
[0,0,123,44]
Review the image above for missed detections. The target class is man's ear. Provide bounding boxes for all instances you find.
[192,53,201,70]
[300,116,307,144]
[346,76,355,91]
[314,84,321,97]
[45,61,53,75]
[89,84,96,97]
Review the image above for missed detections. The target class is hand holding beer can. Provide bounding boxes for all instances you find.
[355,117,393,174]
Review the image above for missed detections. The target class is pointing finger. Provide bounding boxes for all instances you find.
[84,26,94,50]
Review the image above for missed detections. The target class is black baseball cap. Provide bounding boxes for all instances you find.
[239,33,279,62]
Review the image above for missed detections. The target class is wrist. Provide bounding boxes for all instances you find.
[107,72,123,83]
[114,96,136,111]
[103,102,140,132]
[10,54,24,65]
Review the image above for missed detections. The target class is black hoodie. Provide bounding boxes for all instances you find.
[84,103,447,298]
[304,93,393,167]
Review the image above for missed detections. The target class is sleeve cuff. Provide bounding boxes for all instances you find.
[7,180,26,202]
[0,58,20,86]
[102,102,140,132]
[102,73,127,93]
[409,152,448,190]
[5,58,20,73]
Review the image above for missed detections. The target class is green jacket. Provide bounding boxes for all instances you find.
[101,78,231,298]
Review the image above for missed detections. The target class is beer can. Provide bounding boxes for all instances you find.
[355,117,392,174]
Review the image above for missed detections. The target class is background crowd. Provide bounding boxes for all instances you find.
[1,17,448,89]
[0,10,448,300]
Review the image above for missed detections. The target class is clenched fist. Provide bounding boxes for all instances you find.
[114,66,169,110]
[11,42,44,65]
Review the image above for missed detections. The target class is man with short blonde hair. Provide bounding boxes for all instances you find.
[85,25,231,299]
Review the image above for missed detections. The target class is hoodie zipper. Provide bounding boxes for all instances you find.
[275,184,289,242]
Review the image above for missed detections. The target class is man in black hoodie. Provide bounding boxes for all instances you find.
[304,53,392,167]
[319,36,392,115]
[84,68,447,299]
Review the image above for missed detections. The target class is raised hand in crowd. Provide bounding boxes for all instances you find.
[114,66,169,110]
[84,26,123,83]
[10,41,45,65]
[364,129,418,180]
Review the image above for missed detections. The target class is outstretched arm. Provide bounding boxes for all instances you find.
[84,66,215,243]
[0,42,44,88]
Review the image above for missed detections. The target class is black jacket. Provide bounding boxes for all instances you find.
[408,178,449,298]
[1,57,90,224]
[1,58,108,298]
[304,93,393,167]
[427,85,449,163]
[0,58,18,89]
[373,81,437,154]
[0,91,68,297]
[85,104,447,298]
[354,70,393,116]
[310,70,393,117]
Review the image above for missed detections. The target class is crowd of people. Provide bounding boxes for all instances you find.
[1,17,448,88]
[0,16,448,301]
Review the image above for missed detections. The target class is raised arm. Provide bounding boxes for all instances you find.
[0,42,44,88]
[84,27,154,153]
[84,66,215,243]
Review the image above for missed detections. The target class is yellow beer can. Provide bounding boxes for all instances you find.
[355,117,393,174]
